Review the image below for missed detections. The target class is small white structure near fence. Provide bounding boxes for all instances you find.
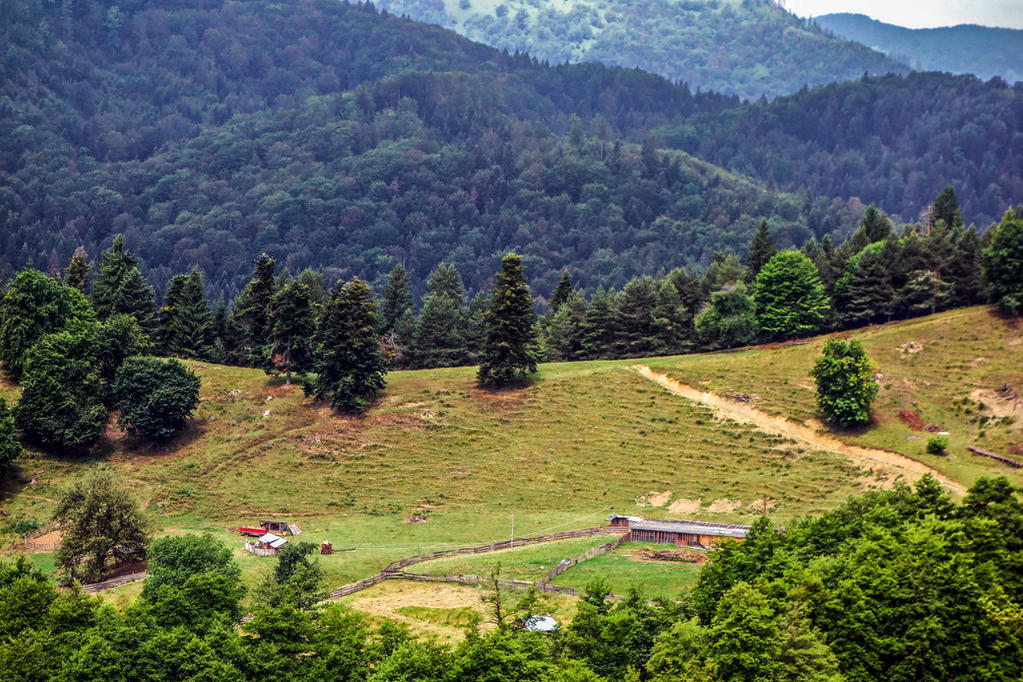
[244,532,288,556]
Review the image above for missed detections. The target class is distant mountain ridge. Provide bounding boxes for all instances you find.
[815,13,1023,83]
[371,0,908,99]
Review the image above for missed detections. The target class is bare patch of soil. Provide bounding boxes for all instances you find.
[897,342,924,354]
[667,498,702,515]
[631,366,965,495]
[705,498,742,513]
[898,411,925,430]
[969,389,1023,419]
[638,490,671,507]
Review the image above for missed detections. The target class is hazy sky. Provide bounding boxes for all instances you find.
[782,0,1023,29]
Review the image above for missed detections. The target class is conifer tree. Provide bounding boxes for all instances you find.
[230,253,276,365]
[833,243,896,327]
[378,264,413,334]
[269,280,316,385]
[156,267,213,359]
[744,220,776,283]
[617,276,660,357]
[155,274,187,356]
[310,279,386,412]
[930,185,964,230]
[463,291,489,365]
[413,264,467,368]
[90,235,156,332]
[477,253,538,386]
[982,210,1023,314]
[64,247,91,294]
[946,227,985,306]
[548,271,573,310]
[845,205,892,255]
[695,283,758,349]
[97,314,152,394]
[581,287,618,359]
[544,291,586,361]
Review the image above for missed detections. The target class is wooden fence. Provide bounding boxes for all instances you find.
[323,526,628,603]
[537,531,630,585]
[966,446,1022,468]
[22,523,60,552]
[81,571,148,593]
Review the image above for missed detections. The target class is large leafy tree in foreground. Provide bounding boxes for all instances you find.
[54,472,150,583]
[310,278,387,413]
[0,269,95,380]
[477,253,538,387]
[13,327,107,451]
[113,357,200,441]
[810,337,879,427]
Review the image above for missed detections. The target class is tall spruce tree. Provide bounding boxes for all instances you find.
[413,264,467,368]
[90,235,156,332]
[157,267,213,359]
[548,271,573,310]
[744,220,776,283]
[833,243,897,327]
[946,227,985,306]
[63,247,91,294]
[269,280,316,385]
[0,398,22,473]
[477,253,538,386]
[310,279,386,412]
[378,264,413,334]
[982,210,1023,314]
[617,276,660,357]
[230,253,276,366]
[930,185,964,230]
[581,287,618,359]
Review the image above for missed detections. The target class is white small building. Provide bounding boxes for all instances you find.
[245,532,288,556]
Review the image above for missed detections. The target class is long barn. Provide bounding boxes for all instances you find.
[612,516,750,548]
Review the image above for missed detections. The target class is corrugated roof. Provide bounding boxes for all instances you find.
[630,519,749,539]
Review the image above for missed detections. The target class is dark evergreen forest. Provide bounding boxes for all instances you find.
[1,0,1020,301]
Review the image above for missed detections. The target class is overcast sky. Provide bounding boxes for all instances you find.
[782,0,1023,29]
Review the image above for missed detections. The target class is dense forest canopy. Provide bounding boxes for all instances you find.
[1,0,1020,300]
[816,12,1023,84]
[371,0,908,99]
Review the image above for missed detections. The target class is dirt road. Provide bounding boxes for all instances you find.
[631,365,965,495]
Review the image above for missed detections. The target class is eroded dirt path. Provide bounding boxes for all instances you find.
[631,365,965,495]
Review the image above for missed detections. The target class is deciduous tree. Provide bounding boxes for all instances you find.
[753,250,830,340]
[810,338,878,427]
[113,357,200,441]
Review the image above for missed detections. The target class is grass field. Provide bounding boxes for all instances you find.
[551,542,704,600]
[2,306,1019,620]
[412,535,615,581]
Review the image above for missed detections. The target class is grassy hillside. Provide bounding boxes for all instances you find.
[2,306,1018,606]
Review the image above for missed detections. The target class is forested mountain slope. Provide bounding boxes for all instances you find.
[370,0,908,99]
[667,72,1023,228]
[816,13,1023,84]
[1,0,1020,298]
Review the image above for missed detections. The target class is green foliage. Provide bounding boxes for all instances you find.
[413,263,468,369]
[113,357,200,441]
[0,398,23,473]
[744,219,776,284]
[229,254,277,365]
[695,283,758,350]
[931,185,964,230]
[90,235,156,332]
[53,472,150,583]
[64,246,91,294]
[379,263,414,334]
[268,279,316,384]
[143,533,246,625]
[548,271,574,310]
[310,279,388,413]
[13,327,107,451]
[753,250,830,340]
[0,269,95,380]
[982,211,1023,315]
[156,267,214,360]
[97,314,153,388]
[478,253,539,386]
[926,435,949,455]
[811,338,878,427]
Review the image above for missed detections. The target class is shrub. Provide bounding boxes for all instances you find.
[926,435,949,455]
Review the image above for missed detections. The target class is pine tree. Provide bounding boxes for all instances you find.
[230,253,276,366]
[413,263,467,368]
[616,276,660,357]
[156,267,213,360]
[833,243,896,327]
[744,220,776,283]
[982,210,1023,315]
[310,279,387,412]
[90,235,156,332]
[695,283,758,349]
[477,253,538,387]
[580,287,618,359]
[845,205,892,255]
[930,185,963,230]
[378,264,413,334]
[269,280,316,385]
[64,247,91,294]
[946,227,985,306]
[545,291,586,361]
[548,271,573,310]
[155,274,187,355]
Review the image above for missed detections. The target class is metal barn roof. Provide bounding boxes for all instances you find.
[630,519,750,539]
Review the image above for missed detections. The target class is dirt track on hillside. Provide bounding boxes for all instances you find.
[631,365,965,495]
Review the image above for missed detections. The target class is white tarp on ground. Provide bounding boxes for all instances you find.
[524,615,559,632]
[257,533,288,548]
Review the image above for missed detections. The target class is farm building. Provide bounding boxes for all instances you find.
[245,532,289,556]
[619,518,749,548]
[608,514,644,528]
